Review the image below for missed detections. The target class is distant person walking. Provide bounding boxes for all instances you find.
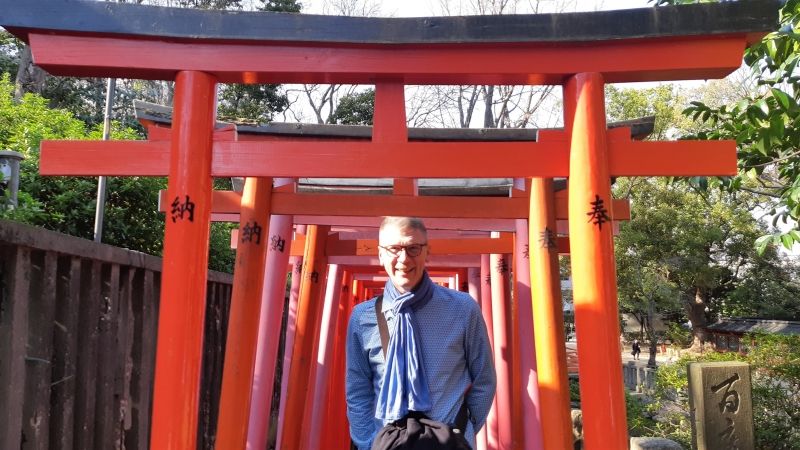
[631,339,641,360]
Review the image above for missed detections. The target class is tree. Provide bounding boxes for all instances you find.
[617,254,682,367]
[605,84,693,141]
[614,178,800,350]
[328,89,374,125]
[651,0,800,253]
[0,74,237,272]
[261,0,301,13]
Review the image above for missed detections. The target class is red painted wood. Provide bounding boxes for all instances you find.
[529,179,572,450]
[159,190,631,221]
[304,264,346,450]
[566,73,628,450]
[490,250,513,450]
[215,176,273,450]
[39,138,736,177]
[325,270,353,450]
[275,246,306,449]
[479,254,499,450]
[511,198,544,450]
[247,178,294,450]
[281,225,329,450]
[150,71,217,450]
[30,32,747,84]
[374,82,408,143]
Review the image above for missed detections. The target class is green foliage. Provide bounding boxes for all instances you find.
[41,77,109,129]
[643,334,800,449]
[654,0,800,253]
[664,322,693,348]
[614,178,800,350]
[568,377,581,404]
[625,391,658,437]
[259,0,302,13]
[0,74,163,250]
[208,222,236,274]
[0,74,237,272]
[218,84,290,123]
[328,89,375,125]
[0,31,21,77]
[213,0,301,123]
[605,84,693,140]
[174,0,243,9]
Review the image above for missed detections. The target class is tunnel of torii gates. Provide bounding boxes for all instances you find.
[1,0,778,449]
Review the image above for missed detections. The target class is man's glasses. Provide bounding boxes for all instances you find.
[379,243,428,257]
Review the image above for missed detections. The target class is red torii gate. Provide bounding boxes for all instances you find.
[141,108,640,450]
[1,1,777,449]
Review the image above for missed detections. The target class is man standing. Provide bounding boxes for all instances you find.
[346,216,496,449]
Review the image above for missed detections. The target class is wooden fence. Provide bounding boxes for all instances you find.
[0,219,233,450]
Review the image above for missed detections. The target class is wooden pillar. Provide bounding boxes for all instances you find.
[565,73,628,449]
[326,269,354,450]
[468,267,481,303]
[150,71,216,450]
[529,178,572,450]
[490,244,512,450]
[280,224,329,450]
[456,268,468,292]
[216,176,273,449]
[305,264,343,449]
[468,265,488,450]
[514,216,545,450]
[299,250,331,450]
[480,253,498,450]
[248,178,295,450]
[275,229,305,450]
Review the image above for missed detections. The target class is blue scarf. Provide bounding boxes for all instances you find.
[374,272,435,421]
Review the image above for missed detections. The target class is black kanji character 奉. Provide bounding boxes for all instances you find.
[496,258,508,274]
[587,194,611,230]
[538,227,557,249]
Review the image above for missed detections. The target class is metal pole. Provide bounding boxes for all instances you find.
[93,77,115,243]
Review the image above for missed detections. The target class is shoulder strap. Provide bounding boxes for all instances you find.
[375,294,389,357]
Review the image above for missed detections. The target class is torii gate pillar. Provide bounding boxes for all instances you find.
[566,73,628,449]
[150,71,217,450]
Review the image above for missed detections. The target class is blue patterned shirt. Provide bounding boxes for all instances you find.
[345,284,496,450]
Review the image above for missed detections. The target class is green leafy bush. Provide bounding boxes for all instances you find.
[0,74,236,272]
[639,334,800,449]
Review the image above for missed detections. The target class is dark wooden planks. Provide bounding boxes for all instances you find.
[0,220,233,450]
[50,256,82,450]
[0,245,30,450]
[95,263,121,448]
[197,281,232,450]
[73,259,101,450]
[128,269,159,450]
[22,250,58,450]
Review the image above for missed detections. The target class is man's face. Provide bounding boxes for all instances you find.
[378,224,429,293]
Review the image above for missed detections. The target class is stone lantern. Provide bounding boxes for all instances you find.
[0,150,24,208]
